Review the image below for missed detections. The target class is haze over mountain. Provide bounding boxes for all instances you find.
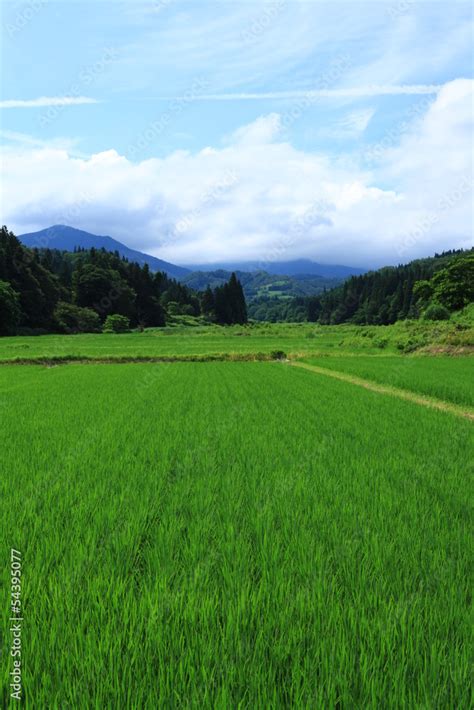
[19,225,190,280]
[188,260,366,279]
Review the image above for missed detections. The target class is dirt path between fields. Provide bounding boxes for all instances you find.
[289,361,474,422]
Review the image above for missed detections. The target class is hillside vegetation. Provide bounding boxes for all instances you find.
[308,249,474,325]
[0,227,246,334]
[1,226,473,334]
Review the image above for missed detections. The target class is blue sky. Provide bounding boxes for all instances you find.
[1,0,473,266]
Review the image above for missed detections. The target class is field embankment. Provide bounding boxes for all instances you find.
[0,318,472,363]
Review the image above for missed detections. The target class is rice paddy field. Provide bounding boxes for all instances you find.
[302,355,474,408]
[1,327,473,707]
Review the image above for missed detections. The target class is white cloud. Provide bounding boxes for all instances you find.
[0,97,99,109]
[338,108,375,134]
[316,107,376,140]
[111,1,471,99]
[148,85,442,101]
[0,130,85,154]
[1,80,472,268]
[229,114,283,145]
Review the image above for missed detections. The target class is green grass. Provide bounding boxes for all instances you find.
[303,354,474,408]
[0,318,473,362]
[1,362,472,707]
[0,325,341,361]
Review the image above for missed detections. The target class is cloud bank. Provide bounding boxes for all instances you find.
[1,80,472,267]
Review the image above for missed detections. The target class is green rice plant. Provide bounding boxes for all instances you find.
[1,362,472,707]
[303,354,474,407]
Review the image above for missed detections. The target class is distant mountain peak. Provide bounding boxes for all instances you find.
[18,225,190,279]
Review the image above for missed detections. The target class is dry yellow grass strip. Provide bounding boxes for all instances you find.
[289,361,474,422]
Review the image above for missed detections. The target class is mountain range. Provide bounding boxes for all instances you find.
[187,259,365,278]
[18,225,366,281]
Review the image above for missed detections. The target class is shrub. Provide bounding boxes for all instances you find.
[54,302,101,334]
[270,350,287,360]
[166,301,196,317]
[424,303,451,321]
[103,314,130,333]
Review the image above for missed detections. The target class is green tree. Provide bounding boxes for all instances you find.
[103,314,130,333]
[228,272,248,324]
[0,280,21,335]
[201,286,215,316]
[54,301,101,333]
[0,226,60,329]
[413,279,433,306]
[214,273,247,325]
[423,303,451,321]
[431,257,474,311]
[73,264,136,320]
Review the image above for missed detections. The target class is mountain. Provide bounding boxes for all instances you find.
[19,225,190,279]
[185,259,366,279]
[181,269,343,301]
[18,226,365,282]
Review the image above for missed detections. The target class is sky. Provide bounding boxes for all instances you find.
[0,0,473,268]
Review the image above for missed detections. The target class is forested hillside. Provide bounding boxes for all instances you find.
[1,226,472,332]
[293,250,473,325]
[0,227,246,335]
[182,269,341,300]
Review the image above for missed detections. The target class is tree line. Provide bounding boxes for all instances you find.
[0,227,247,335]
[307,250,473,324]
[1,225,471,333]
[254,249,473,324]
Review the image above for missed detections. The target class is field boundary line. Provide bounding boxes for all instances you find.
[289,361,474,421]
[0,353,281,366]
